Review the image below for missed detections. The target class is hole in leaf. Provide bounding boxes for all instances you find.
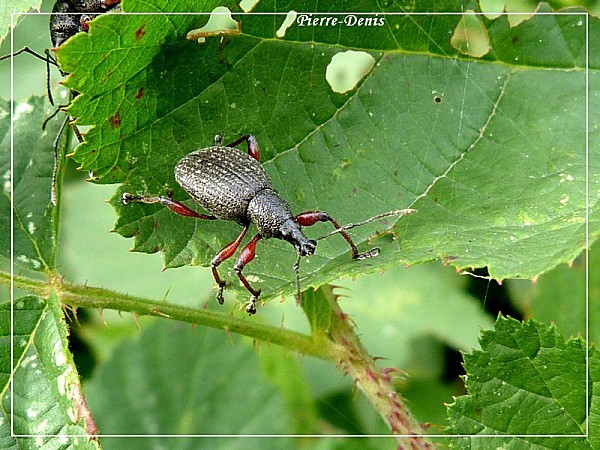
[239,0,260,12]
[325,50,375,94]
[504,1,536,27]
[135,23,146,40]
[478,0,505,20]
[109,113,121,128]
[276,11,297,38]
[450,11,491,58]
[186,7,240,43]
[479,0,535,27]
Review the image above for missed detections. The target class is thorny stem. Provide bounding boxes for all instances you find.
[305,286,433,449]
[3,270,333,360]
[3,270,432,444]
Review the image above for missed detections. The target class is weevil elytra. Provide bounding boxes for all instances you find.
[123,134,416,315]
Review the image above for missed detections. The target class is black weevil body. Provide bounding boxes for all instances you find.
[175,140,316,255]
[1,0,122,204]
[123,134,409,315]
[50,0,121,47]
[2,0,122,64]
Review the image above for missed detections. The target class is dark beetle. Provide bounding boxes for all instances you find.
[50,0,121,47]
[175,142,317,254]
[3,0,122,65]
[1,0,122,104]
[123,134,407,315]
[1,0,122,203]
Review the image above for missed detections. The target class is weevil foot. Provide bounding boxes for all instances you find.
[216,284,225,305]
[245,296,258,315]
[121,192,140,204]
[355,247,380,260]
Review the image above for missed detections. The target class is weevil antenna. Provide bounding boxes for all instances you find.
[0,46,58,66]
[293,254,302,306]
[316,208,417,241]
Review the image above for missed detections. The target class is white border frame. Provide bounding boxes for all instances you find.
[9,9,590,441]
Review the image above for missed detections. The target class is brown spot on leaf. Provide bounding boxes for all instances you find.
[109,113,121,128]
[443,256,457,265]
[135,88,144,99]
[135,23,146,40]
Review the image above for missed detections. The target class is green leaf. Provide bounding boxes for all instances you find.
[336,263,495,370]
[508,255,587,340]
[83,318,291,444]
[0,294,99,449]
[591,348,600,450]
[507,239,600,343]
[448,316,594,448]
[260,345,320,434]
[0,0,42,45]
[0,96,66,271]
[57,3,594,307]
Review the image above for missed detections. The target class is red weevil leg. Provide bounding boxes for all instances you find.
[233,234,262,314]
[295,211,360,258]
[225,134,260,161]
[121,193,217,219]
[210,226,249,305]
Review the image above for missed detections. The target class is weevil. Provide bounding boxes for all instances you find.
[122,134,416,315]
[50,0,122,47]
[1,0,121,203]
[1,0,122,100]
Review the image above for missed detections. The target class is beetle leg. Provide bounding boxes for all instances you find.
[295,211,378,259]
[0,47,58,105]
[225,134,260,161]
[295,211,359,258]
[233,234,262,315]
[211,226,249,305]
[80,14,95,32]
[101,0,122,8]
[121,193,217,219]
[0,46,56,64]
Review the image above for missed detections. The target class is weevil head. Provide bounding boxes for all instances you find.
[280,219,317,257]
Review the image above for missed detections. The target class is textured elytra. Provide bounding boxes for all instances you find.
[174,146,271,225]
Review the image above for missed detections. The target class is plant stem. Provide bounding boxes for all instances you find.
[3,270,433,444]
[303,287,434,448]
[1,270,336,360]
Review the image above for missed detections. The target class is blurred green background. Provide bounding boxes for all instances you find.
[1,1,595,447]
